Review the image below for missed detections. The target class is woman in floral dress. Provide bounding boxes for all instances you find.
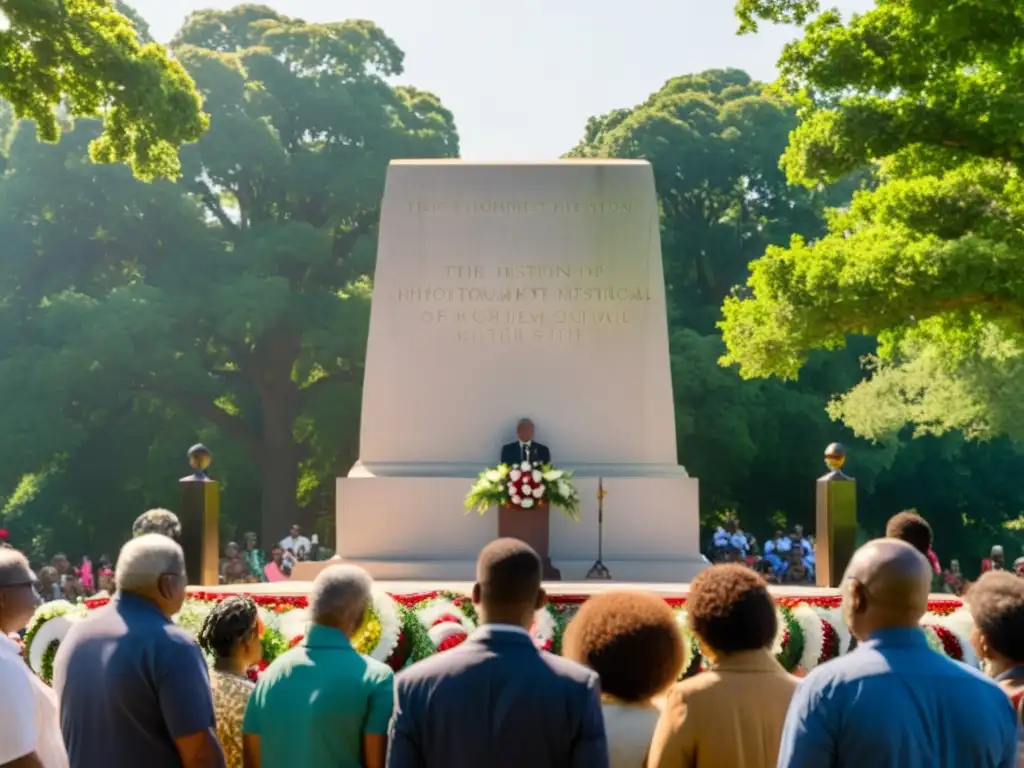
[197,595,264,768]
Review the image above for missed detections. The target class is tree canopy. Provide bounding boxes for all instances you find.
[0,4,458,549]
[721,0,1024,442]
[0,0,206,179]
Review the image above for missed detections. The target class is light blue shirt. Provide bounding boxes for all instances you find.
[777,627,1018,768]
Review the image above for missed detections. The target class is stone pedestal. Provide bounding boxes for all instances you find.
[337,160,704,582]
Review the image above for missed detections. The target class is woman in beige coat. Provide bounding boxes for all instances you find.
[648,564,797,768]
[563,590,685,767]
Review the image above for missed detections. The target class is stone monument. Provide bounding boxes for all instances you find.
[337,160,705,581]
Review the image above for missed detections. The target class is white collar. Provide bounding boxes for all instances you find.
[520,441,532,447]
[482,623,530,637]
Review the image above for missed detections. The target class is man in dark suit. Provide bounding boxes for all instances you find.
[499,418,552,466]
[387,539,608,768]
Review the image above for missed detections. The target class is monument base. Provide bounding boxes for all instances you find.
[335,473,706,581]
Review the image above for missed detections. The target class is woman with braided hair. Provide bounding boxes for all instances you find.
[197,595,264,768]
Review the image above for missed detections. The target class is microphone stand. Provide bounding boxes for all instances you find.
[586,477,612,580]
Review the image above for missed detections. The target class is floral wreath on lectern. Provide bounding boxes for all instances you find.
[464,462,581,520]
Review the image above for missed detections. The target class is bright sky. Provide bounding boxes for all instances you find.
[133,0,873,159]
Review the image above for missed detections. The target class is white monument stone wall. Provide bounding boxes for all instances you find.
[338,160,705,581]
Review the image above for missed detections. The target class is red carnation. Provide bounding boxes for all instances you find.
[437,633,467,652]
[432,614,463,627]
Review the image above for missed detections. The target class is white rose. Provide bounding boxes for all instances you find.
[531,470,542,483]
[512,495,522,505]
[532,486,544,498]
[543,470,563,481]
[485,470,500,482]
[557,481,570,497]
[521,498,535,508]
[521,484,532,495]
[520,461,531,472]
[509,469,522,482]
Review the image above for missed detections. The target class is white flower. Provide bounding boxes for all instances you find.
[520,461,531,472]
[521,498,535,508]
[497,484,504,492]
[532,486,544,498]
[509,469,522,482]
[485,470,500,482]
[557,480,571,497]
[521,484,532,495]
[531,470,542,483]
[543,470,564,481]
[512,495,522,505]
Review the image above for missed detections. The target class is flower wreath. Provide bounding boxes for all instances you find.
[416,597,477,654]
[23,600,83,684]
[530,604,560,652]
[352,587,402,662]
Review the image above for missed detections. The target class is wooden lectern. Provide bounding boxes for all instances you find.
[498,501,561,580]
[815,442,857,588]
[179,444,220,586]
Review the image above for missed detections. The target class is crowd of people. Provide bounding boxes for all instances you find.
[2,514,1024,767]
[707,518,817,584]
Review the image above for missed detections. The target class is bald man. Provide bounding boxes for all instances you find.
[777,539,1018,768]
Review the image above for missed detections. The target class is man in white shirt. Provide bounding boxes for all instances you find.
[279,524,312,559]
[0,548,68,768]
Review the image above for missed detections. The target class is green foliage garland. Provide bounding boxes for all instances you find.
[775,607,804,672]
[260,627,288,665]
[400,605,435,665]
[40,641,60,686]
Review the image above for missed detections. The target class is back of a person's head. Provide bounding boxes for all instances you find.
[0,547,32,585]
[563,590,683,703]
[966,570,1024,665]
[115,534,185,593]
[310,563,373,631]
[475,538,542,607]
[885,510,932,558]
[132,508,182,540]
[687,564,776,655]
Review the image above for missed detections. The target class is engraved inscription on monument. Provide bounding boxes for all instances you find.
[395,201,651,342]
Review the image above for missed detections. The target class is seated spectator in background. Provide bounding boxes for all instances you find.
[97,567,115,595]
[132,508,182,540]
[38,566,62,601]
[242,533,267,583]
[388,538,608,768]
[0,548,68,768]
[791,527,815,579]
[279,524,311,560]
[54,534,223,768]
[763,530,790,578]
[777,539,1016,768]
[754,557,779,585]
[263,546,290,582]
[61,572,85,602]
[783,552,808,585]
[648,564,796,768]
[1014,558,1024,578]
[563,590,684,767]
[984,545,1007,574]
[220,542,252,585]
[198,596,263,768]
[944,559,966,595]
[244,564,393,768]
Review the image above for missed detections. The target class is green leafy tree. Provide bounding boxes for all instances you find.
[0,5,458,546]
[568,70,880,527]
[721,0,1024,443]
[0,0,206,179]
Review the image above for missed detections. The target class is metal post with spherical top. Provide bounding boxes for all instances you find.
[815,442,857,588]
[179,444,220,586]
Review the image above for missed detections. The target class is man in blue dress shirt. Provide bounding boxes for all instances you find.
[777,538,1018,768]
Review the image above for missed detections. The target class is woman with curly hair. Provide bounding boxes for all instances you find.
[197,595,264,768]
[563,590,684,767]
[648,564,796,768]
[967,570,1024,764]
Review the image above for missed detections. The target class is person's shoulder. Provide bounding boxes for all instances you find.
[359,653,395,683]
[396,643,476,686]
[538,649,599,686]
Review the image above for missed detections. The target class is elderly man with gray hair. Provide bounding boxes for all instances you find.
[53,535,224,768]
[243,564,394,768]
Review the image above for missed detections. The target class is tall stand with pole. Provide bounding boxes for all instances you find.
[586,477,612,580]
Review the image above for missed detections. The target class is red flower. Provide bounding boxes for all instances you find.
[0,529,8,540]
[288,635,304,648]
[437,633,468,652]
[432,614,463,627]
[247,659,269,682]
